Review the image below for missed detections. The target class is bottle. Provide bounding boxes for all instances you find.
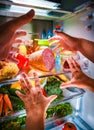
[55,54,61,73]
[54,25,62,73]
[14,53,29,69]
[41,29,47,39]
[47,29,53,39]
[55,25,61,32]
[9,52,29,69]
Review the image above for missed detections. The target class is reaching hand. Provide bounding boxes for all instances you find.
[60,58,94,92]
[16,72,57,130]
[48,30,79,54]
[0,9,35,60]
[16,72,57,115]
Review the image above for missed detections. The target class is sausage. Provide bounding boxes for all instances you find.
[29,48,55,72]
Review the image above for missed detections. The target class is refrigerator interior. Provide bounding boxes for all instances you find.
[0,1,94,129]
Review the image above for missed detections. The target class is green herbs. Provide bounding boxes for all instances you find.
[44,76,63,100]
[0,116,26,130]
[46,102,73,118]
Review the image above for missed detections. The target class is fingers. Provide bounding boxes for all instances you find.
[46,95,57,108]
[49,40,59,47]
[14,30,27,39]
[13,39,23,44]
[68,57,81,72]
[60,81,72,88]
[33,72,40,88]
[15,91,26,101]
[48,95,57,103]
[20,73,33,93]
[9,9,35,31]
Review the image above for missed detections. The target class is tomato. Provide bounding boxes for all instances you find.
[62,122,77,130]
[41,88,47,96]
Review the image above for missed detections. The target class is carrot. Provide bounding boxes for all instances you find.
[0,97,3,116]
[3,100,9,116]
[3,94,13,111]
[0,94,3,102]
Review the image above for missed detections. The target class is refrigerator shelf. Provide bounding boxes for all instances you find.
[46,114,94,130]
[0,72,69,87]
[0,87,85,123]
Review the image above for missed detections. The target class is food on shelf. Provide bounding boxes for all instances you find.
[29,48,55,72]
[18,45,27,55]
[25,40,40,54]
[63,60,70,69]
[0,93,13,116]
[10,82,21,90]
[14,53,29,69]
[56,74,69,82]
[0,116,26,130]
[44,76,64,100]
[46,102,73,118]
[0,61,19,82]
[62,122,77,130]
[61,51,76,70]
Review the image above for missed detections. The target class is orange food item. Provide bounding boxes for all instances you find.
[0,94,13,116]
[0,97,3,116]
[3,100,9,116]
[0,93,3,102]
[29,48,55,72]
[3,94,13,111]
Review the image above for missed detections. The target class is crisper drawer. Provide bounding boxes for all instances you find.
[0,86,85,130]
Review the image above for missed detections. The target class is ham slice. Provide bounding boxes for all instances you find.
[29,48,55,72]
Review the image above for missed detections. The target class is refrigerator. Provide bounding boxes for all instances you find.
[0,0,94,130]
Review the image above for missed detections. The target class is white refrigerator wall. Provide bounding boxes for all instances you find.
[59,8,94,127]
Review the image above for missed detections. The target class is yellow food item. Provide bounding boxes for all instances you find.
[11,82,21,90]
[0,62,19,81]
[11,80,35,89]
[56,74,69,82]
[18,45,27,55]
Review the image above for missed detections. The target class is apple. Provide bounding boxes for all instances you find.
[62,122,77,130]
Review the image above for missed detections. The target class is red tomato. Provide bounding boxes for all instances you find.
[62,122,77,130]
[41,88,47,96]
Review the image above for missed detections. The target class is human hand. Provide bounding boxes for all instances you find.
[48,30,78,54]
[16,72,57,116]
[60,57,94,92]
[0,9,35,60]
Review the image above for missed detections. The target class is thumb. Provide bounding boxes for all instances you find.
[47,95,57,104]
[9,9,35,31]
[60,81,74,88]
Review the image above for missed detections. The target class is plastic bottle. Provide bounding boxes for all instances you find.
[54,25,62,73]
[55,25,61,32]
[47,29,53,39]
[41,29,47,39]
[55,54,61,73]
